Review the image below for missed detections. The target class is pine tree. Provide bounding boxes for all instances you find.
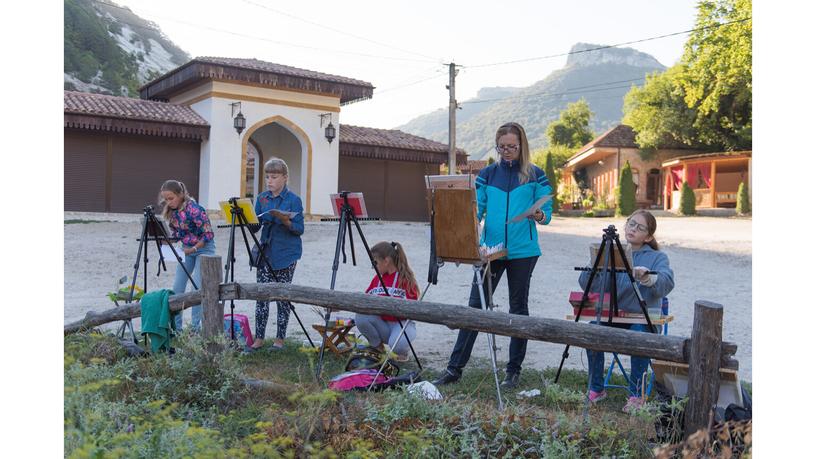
[616,161,636,216]
[736,181,751,215]
[680,181,696,215]
[544,152,559,211]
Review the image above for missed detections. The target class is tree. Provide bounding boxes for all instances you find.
[623,66,702,152]
[622,0,751,151]
[680,0,752,150]
[736,181,751,215]
[680,182,697,215]
[616,161,636,216]
[544,152,560,211]
[546,99,595,149]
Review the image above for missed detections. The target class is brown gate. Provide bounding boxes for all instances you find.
[65,130,200,213]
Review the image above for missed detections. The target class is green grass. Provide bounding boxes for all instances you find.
[66,332,741,457]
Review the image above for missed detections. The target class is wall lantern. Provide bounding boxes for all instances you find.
[230,102,246,135]
[319,113,336,144]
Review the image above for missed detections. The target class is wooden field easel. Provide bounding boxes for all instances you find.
[426,175,508,409]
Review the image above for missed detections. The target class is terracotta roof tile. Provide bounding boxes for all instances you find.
[64,91,209,126]
[340,125,465,154]
[196,57,374,88]
[573,124,638,158]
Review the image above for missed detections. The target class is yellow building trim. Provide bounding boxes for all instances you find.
[241,116,313,215]
[178,91,341,113]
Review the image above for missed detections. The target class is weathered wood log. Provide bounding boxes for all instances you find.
[236,282,692,363]
[200,255,224,353]
[64,291,202,336]
[685,300,724,438]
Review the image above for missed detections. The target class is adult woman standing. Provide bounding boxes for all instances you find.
[433,122,553,389]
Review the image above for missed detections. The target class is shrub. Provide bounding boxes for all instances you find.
[544,152,560,211]
[680,181,697,215]
[616,160,637,216]
[736,181,751,215]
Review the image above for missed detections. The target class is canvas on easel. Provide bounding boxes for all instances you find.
[219,198,259,225]
[590,242,633,270]
[430,188,482,264]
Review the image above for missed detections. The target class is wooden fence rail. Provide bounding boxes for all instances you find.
[65,255,738,437]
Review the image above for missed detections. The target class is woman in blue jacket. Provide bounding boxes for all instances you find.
[579,209,674,413]
[434,122,552,389]
[250,158,305,350]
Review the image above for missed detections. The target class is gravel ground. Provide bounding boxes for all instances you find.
[64,212,752,381]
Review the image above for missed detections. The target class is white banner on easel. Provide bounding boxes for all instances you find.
[160,244,184,262]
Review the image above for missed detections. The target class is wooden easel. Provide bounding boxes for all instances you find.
[426,176,507,410]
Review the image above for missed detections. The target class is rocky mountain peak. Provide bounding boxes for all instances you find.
[566,43,665,69]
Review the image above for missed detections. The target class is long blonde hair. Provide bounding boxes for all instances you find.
[158,180,194,222]
[495,122,534,184]
[371,241,418,296]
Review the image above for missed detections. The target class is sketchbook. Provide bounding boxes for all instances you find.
[507,195,552,223]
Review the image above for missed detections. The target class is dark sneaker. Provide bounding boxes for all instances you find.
[499,372,520,389]
[432,369,461,385]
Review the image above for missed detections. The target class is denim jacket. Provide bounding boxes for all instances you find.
[251,187,304,270]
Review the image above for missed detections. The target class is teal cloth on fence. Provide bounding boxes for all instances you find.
[140,289,176,353]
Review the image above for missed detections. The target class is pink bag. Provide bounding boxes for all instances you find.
[224,313,254,346]
[328,370,390,391]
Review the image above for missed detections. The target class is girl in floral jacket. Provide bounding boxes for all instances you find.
[159,179,215,331]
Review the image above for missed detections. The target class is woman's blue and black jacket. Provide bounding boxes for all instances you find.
[476,159,553,260]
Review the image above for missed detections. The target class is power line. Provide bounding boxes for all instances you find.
[239,0,443,63]
[460,77,648,106]
[91,0,438,64]
[374,70,446,95]
[465,17,751,69]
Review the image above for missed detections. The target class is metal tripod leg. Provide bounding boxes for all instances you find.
[475,263,504,410]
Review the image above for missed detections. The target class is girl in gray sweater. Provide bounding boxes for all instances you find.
[578,210,675,412]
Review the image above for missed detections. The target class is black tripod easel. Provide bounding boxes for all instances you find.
[314,191,422,380]
[119,205,195,343]
[221,197,315,347]
[553,224,656,385]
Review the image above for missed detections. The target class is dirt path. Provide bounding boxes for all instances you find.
[64,213,752,381]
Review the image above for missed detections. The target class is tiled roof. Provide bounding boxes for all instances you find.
[340,125,465,154]
[196,57,373,88]
[64,91,208,126]
[140,57,374,104]
[573,124,638,157]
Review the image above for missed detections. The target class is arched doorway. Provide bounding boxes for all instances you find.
[246,140,262,199]
[241,116,312,213]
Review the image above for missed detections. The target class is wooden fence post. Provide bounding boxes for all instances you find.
[200,255,223,352]
[685,300,724,438]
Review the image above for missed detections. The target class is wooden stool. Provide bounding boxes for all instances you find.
[312,323,355,355]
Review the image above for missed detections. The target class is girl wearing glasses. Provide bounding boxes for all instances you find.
[578,209,675,413]
[434,122,552,390]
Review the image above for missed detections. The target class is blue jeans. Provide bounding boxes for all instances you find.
[446,256,538,375]
[172,241,216,331]
[587,322,652,395]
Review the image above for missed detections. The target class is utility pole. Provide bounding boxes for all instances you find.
[447,62,458,175]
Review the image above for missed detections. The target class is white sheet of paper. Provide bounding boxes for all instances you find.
[259,209,299,219]
[507,195,552,223]
[271,210,299,218]
[160,244,184,262]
